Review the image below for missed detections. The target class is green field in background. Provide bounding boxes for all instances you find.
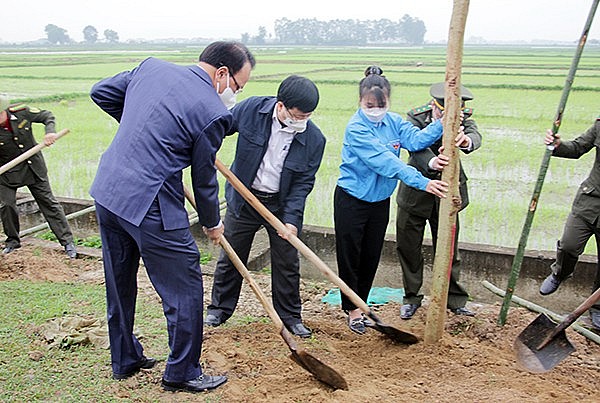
[1,45,599,253]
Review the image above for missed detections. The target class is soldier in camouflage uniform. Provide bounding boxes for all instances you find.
[396,83,482,319]
[0,94,76,257]
[539,119,600,330]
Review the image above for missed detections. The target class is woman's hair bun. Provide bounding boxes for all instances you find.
[364,65,383,77]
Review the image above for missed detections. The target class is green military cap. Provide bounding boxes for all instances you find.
[0,93,8,111]
[429,82,474,109]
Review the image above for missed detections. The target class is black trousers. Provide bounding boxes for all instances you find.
[334,186,389,312]
[552,212,600,311]
[0,176,73,247]
[208,194,302,327]
[396,205,469,309]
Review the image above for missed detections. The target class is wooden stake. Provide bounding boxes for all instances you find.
[424,0,470,344]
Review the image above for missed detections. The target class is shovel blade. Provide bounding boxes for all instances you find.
[372,323,419,344]
[514,313,576,373]
[289,349,348,390]
[365,316,420,344]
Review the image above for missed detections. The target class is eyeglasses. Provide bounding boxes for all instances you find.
[229,71,243,94]
[285,106,311,121]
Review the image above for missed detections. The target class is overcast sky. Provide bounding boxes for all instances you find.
[2,0,599,43]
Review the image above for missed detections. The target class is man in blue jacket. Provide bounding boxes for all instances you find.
[90,41,255,393]
[205,76,325,338]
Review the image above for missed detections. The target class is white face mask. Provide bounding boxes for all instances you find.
[282,107,308,133]
[216,73,237,110]
[362,106,389,123]
[283,117,308,133]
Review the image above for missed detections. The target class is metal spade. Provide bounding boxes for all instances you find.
[514,287,600,373]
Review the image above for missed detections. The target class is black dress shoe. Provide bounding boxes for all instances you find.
[451,307,475,316]
[113,356,157,380]
[204,314,224,327]
[2,245,20,254]
[64,242,77,259]
[162,374,228,393]
[540,274,562,295]
[287,323,312,338]
[400,304,420,320]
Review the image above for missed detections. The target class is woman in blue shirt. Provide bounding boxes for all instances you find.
[334,66,449,334]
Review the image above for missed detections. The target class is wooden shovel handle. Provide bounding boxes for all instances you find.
[537,286,600,350]
[184,185,351,390]
[551,287,600,335]
[182,186,289,333]
[214,159,372,315]
[0,128,69,176]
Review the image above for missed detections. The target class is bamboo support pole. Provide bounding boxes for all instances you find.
[498,0,600,325]
[19,205,96,237]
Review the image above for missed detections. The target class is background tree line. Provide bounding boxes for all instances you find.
[43,14,425,46]
[44,24,119,45]
[243,15,426,46]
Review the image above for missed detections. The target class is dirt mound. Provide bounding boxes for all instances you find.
[1,244,599,402]
[0,241,101,282]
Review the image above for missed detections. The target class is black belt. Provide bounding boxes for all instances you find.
[251,188,280,200]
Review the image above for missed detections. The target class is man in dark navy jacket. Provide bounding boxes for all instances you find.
[90,41,255,393]
[205,76,325,338]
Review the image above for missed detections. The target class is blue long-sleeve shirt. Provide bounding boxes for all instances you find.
[337,108,443,202]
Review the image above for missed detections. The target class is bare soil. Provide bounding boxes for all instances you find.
[1,243,599,402]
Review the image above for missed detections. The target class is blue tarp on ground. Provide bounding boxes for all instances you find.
[321,287,404,306]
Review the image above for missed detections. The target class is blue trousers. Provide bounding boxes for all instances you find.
[96,200,204,382]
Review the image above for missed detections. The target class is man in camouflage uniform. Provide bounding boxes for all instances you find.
[396,83,482,319]
[540,118,600,330]
[0,93,76,257]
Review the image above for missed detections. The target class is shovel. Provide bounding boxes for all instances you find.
[215,159,419,344]
[183,186,348,390]
[514,287,600,373]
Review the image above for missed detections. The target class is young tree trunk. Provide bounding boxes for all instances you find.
[424,0,470,344]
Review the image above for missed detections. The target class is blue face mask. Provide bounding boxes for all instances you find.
[362,106,388,122]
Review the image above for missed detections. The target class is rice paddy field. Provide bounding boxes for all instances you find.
[1,45,599,253]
